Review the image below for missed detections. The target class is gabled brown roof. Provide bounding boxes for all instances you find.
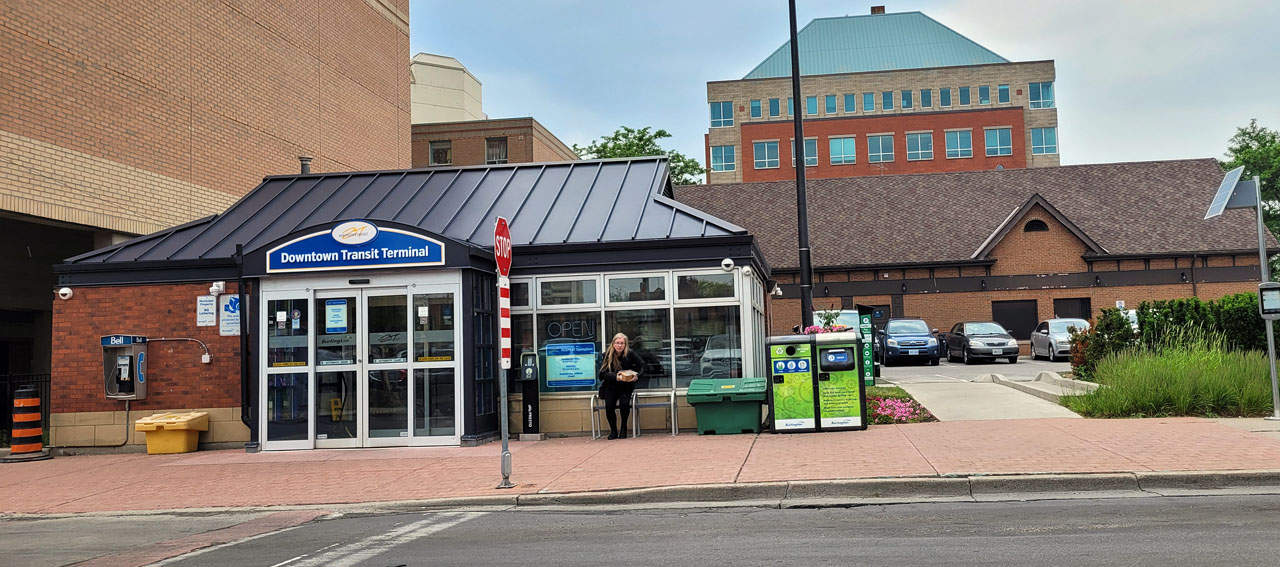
[972,193,1107,259]
[674,159,1272,270]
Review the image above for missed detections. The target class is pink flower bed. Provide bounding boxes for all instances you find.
[868,396,935,424]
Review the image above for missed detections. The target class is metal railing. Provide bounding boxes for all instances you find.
[2,373,50,446]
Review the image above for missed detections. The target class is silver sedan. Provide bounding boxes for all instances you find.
[1030,318,1089,362]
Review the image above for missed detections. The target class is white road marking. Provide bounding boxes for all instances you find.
[291,512,483,567]
[151,523,311,566]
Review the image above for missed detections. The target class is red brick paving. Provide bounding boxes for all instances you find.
[3,418,1279,514]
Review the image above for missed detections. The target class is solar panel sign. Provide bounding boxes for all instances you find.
[1205,166,1246,219]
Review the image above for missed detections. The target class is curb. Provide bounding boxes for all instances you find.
[6,470,1280,518]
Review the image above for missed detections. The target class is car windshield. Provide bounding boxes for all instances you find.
[887,320,929,334]
[965,322,1007,335]
[1050,319,1089,334]
[705,335,733,350]
[834,312,861,327]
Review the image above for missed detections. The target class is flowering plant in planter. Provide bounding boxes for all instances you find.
[868,396,935,424]
[802,324,851,334]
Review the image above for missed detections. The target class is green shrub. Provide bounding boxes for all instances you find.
[1070,307,1137,380]
[1062,329,1274,418]
[1136,293,1278,353]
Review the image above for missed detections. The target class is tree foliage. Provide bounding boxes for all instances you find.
[573,126,706,185]
[1222,119,1280,202]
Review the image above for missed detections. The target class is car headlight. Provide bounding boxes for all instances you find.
[927,337,937,346]
[886,338,898,347]
[970,340,984,347]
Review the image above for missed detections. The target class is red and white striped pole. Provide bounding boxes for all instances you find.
[494,217,515,488]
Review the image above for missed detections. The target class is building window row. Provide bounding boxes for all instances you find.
[716,81,1055,126]
[720,126,1058,172]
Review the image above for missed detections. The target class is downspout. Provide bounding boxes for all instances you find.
[237,244,258,452]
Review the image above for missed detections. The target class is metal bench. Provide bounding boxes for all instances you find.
[590,390,678,439]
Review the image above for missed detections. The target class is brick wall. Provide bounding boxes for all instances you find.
[1,0,410,236]
[411,118,577,167]
[987,205,1089,275]
[51,283,243,415]
[736,107,1026,182]
[707,60,1059,183]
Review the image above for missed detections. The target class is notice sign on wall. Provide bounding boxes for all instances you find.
[325,299,348,333]
[545,342,596,388]
[196,295,216,326]
[219,295,241,336]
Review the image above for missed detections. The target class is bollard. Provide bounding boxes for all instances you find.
[4,385,52,463]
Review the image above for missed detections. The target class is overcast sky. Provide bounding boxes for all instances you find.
[409,0,1279,171]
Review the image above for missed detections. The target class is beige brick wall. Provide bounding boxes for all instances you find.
[707,60,1058,183]
[1,0,410,234]
[51,407,249,447]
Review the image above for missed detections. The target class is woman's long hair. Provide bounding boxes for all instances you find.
[600,332,630,372]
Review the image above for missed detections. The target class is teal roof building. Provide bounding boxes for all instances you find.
[744,11,1008,79]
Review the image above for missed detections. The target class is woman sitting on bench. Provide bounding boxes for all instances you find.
[598,332,644,439]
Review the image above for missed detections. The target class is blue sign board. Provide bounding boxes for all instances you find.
[101,335,147,346]
[266,220,446,273]
[545,342,597,388]
[772,358,810,375]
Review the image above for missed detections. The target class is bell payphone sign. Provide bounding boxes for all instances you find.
[266,221,446,273]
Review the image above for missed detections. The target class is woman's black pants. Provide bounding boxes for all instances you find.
[602,383,635,435]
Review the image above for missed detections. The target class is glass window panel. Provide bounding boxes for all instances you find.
[674,306,742,387]
[921,89,932,108]
[825,94,836,114]
[1032,127,1058,154]
[267,298,308,367]
[413,293,454,362]
[750,99,761,118]
[829,137,856,165]
[710,101,733,127]
[367,294,407,363]
[881,91,894,110]
[1030,82,1054,109]
[787,97,793,115]
[862,92,874,111]
[266,372,308,441]
[769,98,780,116]
[540,279,597,305]
[485,137,508,164]
[868,134,894,163]
[609,276,666,302]
[843,93,856,113]
[901,90,913,109]
[429,141,451,165]
[605,309,672,390]
[316,371,357,440]
[805,96,817,115]
[946,130,973,158]
[507,313,534,385]
[753,141,779,168]
[368,369,408,437]
[711,145,735,172]
[415,368,455,436]
[802,138,818,167]
[906,132,933,160]
[978,85,990,104]
[998,84,1010,103]
[940,88,952,107]
[537,311,600,393]
[959,86,971,105]
[677,273,735,299]
[316,296,356,366]
[510,281,530,307]
[985,128,1012,156]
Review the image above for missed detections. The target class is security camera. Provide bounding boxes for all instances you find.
[742,266,754,279]
[720,258,735,272]
[771,284,784,297]
[56,287,73,300]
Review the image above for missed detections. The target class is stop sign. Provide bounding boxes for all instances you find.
[494,217,512,277]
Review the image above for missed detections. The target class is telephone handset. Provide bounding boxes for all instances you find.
[115,354,134,394]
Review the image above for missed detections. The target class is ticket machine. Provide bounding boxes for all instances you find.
[102,334,147,400]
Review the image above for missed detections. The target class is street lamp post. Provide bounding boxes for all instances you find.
[787,0,814,329]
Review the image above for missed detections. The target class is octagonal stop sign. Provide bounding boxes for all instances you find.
[494,217,512,277]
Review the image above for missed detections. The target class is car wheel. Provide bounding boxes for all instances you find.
[1008,356,1018,364]
[1048,351,1058,362]
[963,349,972,365]
[1031,343,1043,360]
[930,357,940,366]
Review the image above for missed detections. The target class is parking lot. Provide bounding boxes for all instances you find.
[877,356,1079,421]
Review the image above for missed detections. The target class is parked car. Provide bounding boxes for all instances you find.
[877,318,940,366]
[942,321,1019,364]
[698,333,742,378]
[813,309,881,361]
[1030,318,1089,362]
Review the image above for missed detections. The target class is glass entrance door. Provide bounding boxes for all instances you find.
[262,282,460,450]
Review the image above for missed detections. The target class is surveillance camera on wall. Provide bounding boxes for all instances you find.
[56,287,73,300]
[741,266,754,279]
[720,258,735,272]
[771,285,783,298]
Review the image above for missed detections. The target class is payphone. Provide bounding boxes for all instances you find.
[102,334,147,400]
[519,351,540,434]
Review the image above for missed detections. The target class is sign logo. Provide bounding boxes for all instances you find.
[331,221,378,245]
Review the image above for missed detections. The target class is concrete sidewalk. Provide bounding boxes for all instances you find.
[4,417,1280,515]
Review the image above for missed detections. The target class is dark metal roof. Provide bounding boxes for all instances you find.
[65,157,746,265]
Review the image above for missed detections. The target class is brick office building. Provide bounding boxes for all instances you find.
[676,159,1271,349]
[1,1,411,445]
[704,7,1058,185]
[411,118,577,168]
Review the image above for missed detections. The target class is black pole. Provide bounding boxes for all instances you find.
[236,244,258,452]
[788,0,814,328]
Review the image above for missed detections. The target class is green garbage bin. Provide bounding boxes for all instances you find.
[686,378,767,434]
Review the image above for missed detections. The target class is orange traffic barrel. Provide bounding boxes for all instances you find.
[4,385,52,463]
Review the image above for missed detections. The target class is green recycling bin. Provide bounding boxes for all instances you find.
[686,378,768,435]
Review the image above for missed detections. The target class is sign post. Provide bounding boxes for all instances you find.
[494,217,516,488]
[1206,167,1280,420]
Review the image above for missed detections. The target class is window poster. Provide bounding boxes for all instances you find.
[325,299,348,334]
[545,342,597,388]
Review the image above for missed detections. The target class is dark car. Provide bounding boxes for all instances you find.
[942,321,1019,364]
[877,318,940,366]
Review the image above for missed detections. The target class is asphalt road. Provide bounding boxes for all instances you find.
[154,495,1280,566]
